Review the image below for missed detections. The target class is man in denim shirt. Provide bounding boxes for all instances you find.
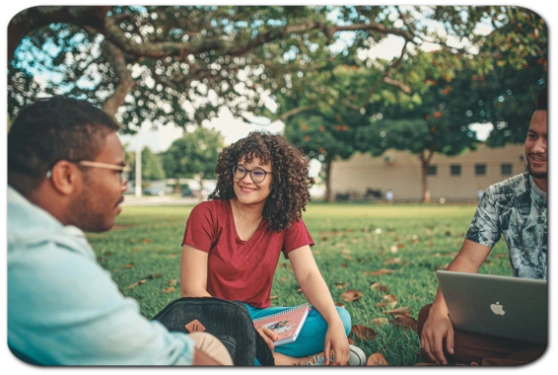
[418,91,547,366]
[8,98,232,365]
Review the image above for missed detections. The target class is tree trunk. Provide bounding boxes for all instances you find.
[419,150,434,203]
[325,156,333,203]
[175,181,181,194]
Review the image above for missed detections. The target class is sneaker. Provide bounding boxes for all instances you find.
[348,345,367,366]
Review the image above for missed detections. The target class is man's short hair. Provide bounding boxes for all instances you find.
[8,97,120,193]
[536,90,547,111]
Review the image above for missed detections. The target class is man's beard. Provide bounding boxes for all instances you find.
[527,162,548,179]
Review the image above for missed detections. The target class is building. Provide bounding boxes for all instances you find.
[330,144,526,202]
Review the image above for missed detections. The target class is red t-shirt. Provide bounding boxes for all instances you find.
[182,199,314,308]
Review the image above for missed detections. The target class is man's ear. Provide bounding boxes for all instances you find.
[49,161,81,196]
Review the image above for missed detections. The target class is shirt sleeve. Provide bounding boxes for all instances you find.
[8,244,196,365]
[465,185,502,248]
[282,218,314,257]
[182,202,216,252]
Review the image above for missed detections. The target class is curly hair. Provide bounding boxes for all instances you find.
[209,131,314,232]
[8,97,119,194]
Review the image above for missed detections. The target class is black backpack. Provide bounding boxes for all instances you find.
[152,297,275,366]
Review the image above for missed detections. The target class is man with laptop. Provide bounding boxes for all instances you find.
[418,90,547,366]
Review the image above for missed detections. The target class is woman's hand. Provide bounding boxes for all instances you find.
[256,326,279,352]
[323,321,350,365]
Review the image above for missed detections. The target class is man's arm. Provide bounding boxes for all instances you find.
[421,239,492,364]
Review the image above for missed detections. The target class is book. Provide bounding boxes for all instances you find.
[253,304,311,347]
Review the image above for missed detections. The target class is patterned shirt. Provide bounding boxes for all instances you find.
[465,173,547,280]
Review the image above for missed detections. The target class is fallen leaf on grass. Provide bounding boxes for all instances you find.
[154,274,162,278]
[371,318,389,325]
[334,302,345,308]
[367,353,389,366]
[375,301,397,309]
[382,294,398,302]
[367,268,396,276]
[370,282,389,292]
[397,243,406,249]
[124,263,134,269]
[428,242,434,247]
[162,287,175,293]
[142,238,153,244]
[127,279,147,289]
[341,262,348,268]
[385,306,410,315]
[350,325,376,341]
[270,295,278,300]
[130,238,136,243]
[133,247,139,253]
[297,288,303,293]
[390,315,418,332]
[348,337,355,345]
[167,279,178,286]
[495,254,507,259]
[342,249,351,255]
[483,259,492,264]
[335,281,350,289]
[340,290,363,302]
[168,253,178,259]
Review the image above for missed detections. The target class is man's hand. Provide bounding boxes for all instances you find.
[421,309,455,365]
[256,326,279,352]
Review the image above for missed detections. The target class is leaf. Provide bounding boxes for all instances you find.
[162,286,175,293]
[385,306,410,315]
[124,263,134,269]
[167,279,178,286]
[348,337,355,345]
[270,295,278,300]
[342,249,351,255]
[390,315,418,332]
[133,247,139,253]
[168,253,178,258]
[130,238,136,243]
[371,317,389,325]
[370,282,389,292]
[350,324,376,341]
[495,253,507,259]
[340,289,363,302]
[335,281,350,289]
[341,262,348,268]
[297,288,303,293]
[334,302,345,308]
[142,238,153,244]
[375,301,397,309]
[382,294,398,302]
[366,353,389,366]
[368,268,395,276]
[397,243,406,249]
[154,274,162,278]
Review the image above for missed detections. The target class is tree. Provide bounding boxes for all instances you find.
[129,146,165,186]
[9,6,537,131]
[162,127,224,197]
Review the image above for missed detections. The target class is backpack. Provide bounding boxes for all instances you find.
[152,297,275,366]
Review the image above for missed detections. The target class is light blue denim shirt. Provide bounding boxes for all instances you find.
[7,186,195,365]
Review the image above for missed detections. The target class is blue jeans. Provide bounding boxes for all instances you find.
[245,303,351,363]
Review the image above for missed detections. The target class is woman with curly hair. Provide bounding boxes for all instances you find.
[180,131,355,366]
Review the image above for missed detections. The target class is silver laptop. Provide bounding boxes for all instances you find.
[436,270,547,345]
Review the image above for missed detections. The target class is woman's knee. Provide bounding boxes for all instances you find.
[336,307,352,335]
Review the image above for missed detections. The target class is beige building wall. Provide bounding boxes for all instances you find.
[330,144,527,201]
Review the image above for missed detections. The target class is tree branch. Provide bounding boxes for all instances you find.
[278,105,316,121]
[101,41,135,120]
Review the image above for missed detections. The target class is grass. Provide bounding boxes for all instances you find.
[87,202,512,366]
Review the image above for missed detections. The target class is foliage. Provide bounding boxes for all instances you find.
[129,146,165,181]
[162,127,224,181]
[9,6,545,133]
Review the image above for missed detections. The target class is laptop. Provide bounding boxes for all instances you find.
[436,270,547,345]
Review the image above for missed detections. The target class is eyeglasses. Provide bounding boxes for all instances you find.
[232,165,272,184]
[47,160,131,185]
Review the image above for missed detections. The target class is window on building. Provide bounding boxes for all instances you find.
[475,164,487,176]
[427,165,437,176]
[501,163,513,176]
[450,164,461,176]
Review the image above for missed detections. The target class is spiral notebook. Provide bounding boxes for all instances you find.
[253,304,311,346]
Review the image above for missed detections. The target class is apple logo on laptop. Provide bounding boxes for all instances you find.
[490,302,505,315]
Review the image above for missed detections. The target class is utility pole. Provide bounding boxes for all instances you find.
[135,142,142,198]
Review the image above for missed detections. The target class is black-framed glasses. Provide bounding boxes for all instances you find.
[47,160,131,185]
[232,165,272,184]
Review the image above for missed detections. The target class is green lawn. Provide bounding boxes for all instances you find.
[87,202,512,366]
